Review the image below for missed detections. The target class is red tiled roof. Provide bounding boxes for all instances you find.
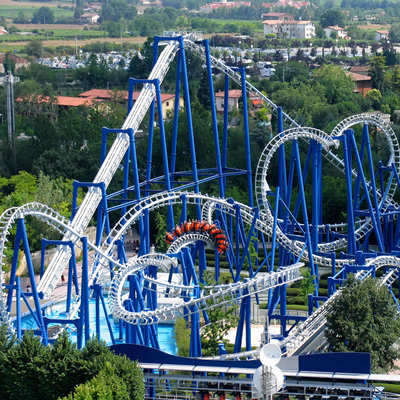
[263,19,312,24]
[376,30,389,34]
[215,89,242,98]
[17,95,94,107]
[56,96,94,107]
[346,72,371,82]
[78,89,175,102]
[263,12,294,17]
[327,25,345,31]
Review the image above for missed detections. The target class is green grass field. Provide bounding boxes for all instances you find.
[0,5,74,20]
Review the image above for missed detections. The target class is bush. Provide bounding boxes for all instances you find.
[0,329,144,400]
[174,318,190,357]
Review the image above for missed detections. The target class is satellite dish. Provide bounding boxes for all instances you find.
[252,365,285,398]
[252,366,263,394]
[260,343,281,366]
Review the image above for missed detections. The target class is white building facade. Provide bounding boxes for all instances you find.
[263,20,315,39]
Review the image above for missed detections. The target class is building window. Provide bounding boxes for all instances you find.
[166,101,170,106]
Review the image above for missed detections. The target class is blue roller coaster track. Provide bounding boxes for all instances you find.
[1,32,400,397]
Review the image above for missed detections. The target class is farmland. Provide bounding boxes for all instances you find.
[0,5,74,20]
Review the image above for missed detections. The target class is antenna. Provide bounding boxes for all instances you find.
[252,343,284,399]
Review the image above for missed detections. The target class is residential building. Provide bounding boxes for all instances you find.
[324,25,348,39]
[0,54,30,73]
[214,90,265,113]
[80,13,100,24]
[78,89,183,119]
[263,20,315,39]
[346,72,372,97]
[349,66,369,75]
[0,26,8,35]
[375,30,389,41]
[261,12,295,21]
[262,1,310,9]
[215,89,242,113]
[200,0,251,14]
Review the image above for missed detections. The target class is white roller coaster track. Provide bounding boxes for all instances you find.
[34,36,400,302]
[186,38,400,249]
[36,34,202,300]
[2,34,400,359]
[0,202,127,330]
[108,253,302,325]
[281,255,400,356]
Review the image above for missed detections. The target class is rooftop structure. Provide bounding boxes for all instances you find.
[200,0,251,13]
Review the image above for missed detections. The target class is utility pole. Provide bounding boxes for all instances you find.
[5,72,15,170]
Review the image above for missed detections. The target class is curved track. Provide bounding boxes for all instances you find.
[1,34,400,363]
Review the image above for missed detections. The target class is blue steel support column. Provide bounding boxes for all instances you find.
[6,227,23,310]
[222,74,230,181]
[311,140,321,251]
[340,131,356,255]
[127,128,146,250]
[280,283,287,336]
[204,39,225,198]
[277,107,288,267]
[178,36,202,219]
[154,79,174,229]
[293,140,317,285]
[18,219,47,344]
[127,77,135,114]
[244,283,251,351]
[240,67,253,207]
[170,49,182,187]
[349,132,384,252]
[81,236,90,343]
[277,107,287,210]
[16,276,21,339]
[363,124,384,249]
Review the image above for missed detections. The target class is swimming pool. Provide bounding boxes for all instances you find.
[18,299,178,355]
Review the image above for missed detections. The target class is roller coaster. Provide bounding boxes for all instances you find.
[1,31,400,397]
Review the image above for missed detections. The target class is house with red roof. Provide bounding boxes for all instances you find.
[262,0,310,9]
[324,25,348,40]
[215,89,242,113]
[346,72,372,97]
[261,12,294,21]
[78,89,183,119]
[201,0,251,14]
[375,30,389,41]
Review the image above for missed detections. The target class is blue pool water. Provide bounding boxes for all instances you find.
[19,299,178,355]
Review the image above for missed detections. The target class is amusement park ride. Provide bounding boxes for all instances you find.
[1,32,400,398]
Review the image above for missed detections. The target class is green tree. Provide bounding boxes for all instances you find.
[325,276,400,372]
[25,39,43,58]
[369,55,387,94]
[313,64,354,104]
[319,9,345,28]
[3,53,15,74]
[197,69,211,110]
[200,272,238,356]
[0,331,47,400]
[32,7,55,24]
[100,0,137,22]
[389,22,400,44]
[366,88,382,110]
[298,270,316,304]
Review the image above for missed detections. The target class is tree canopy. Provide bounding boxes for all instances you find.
[325,276,400,372]
[0,327,145,400]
